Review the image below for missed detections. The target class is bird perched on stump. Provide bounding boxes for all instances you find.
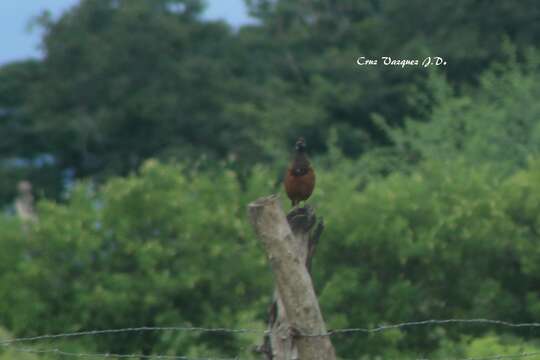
[284,137,316,206]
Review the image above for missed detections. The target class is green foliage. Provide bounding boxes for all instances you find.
[384,47,540,173]
[3,157,540,357]
[244,0,540,157]
[2,0,540,358]
[0,328,41,360]
[464,334,540,357]
[304,158,540,357]
[31,0,247,177]
[0,60,63,205]
[431,333,540,359]
[2,0,540,201]
[0,161,270,356]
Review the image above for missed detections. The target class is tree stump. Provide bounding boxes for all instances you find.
[248,195,335,360]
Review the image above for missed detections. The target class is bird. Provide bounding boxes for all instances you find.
[284,137,316,207]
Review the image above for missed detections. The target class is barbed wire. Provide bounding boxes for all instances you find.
[5,346,540,360]
[4,346,240,360]
[0,326,265,346]
[3,318,540,346]
[4,318,540,360]
[454,352,540,360]
[321,318,540,337]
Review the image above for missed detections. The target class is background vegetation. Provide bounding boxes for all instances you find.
[1,0,540,358]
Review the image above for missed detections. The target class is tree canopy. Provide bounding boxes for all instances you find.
[1,0,540,358]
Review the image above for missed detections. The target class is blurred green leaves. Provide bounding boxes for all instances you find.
[2,0,540,201]
[1,0,540,358]
[0,161,270,356]
[3,156,540,357]
[386,48,540,173]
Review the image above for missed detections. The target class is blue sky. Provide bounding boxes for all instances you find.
[0,0,252,65]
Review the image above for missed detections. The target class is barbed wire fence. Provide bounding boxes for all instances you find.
[3,318,540,360]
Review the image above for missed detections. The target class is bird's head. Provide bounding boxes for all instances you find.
[295,137,306,153]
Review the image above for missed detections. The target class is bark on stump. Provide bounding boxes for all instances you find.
[248,195,335,360]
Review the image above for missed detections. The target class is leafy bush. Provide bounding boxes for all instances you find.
[310,158,540,357]
[0,161,272,357]
[384,46,540,174]
[3,157,540,357]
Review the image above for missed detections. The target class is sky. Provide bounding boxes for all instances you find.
[0,0,253,65]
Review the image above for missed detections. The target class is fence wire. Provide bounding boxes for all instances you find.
[456,352,540,360]
[4,346,239,360]
[3,318,540,346]
[5,346,540,360]
[322,318,540,336]
[0,326,264,346]
[3,318,540,360]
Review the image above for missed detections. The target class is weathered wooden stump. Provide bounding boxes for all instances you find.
[248,195,335,360]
